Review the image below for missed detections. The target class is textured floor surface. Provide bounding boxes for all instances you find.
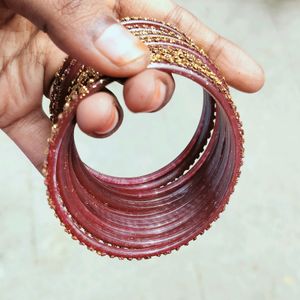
[1,0,299,299]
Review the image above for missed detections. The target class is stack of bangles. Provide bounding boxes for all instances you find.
[44,17,244,260]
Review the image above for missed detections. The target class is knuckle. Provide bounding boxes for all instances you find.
[164,5,200,38]
[51,0,111,30]
[208,35,226,62]
[164,5,185,27]
[53,0,82,17]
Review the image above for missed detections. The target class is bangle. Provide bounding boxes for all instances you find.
[44,17,244,260]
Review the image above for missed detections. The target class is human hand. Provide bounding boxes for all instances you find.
[0,0,264,171]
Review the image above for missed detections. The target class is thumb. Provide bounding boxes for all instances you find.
[7,0,150,76]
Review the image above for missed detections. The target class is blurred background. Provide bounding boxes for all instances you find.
[1,0,299,299]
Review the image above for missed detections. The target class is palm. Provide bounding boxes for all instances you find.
[0,12,51,129]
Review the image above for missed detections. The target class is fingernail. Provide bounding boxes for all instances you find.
[94,108,119,136]
[94,23,148,66]
[148,81,168,112]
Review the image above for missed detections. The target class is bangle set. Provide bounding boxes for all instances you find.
[44,17,244,259]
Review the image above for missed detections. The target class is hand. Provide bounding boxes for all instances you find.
[0,0,264,172]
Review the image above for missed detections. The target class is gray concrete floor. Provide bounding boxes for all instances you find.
[1,0,299,299]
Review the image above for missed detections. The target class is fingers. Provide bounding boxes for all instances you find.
[76,91,122,138]
[117,0,265,93]
[7,0,150,77]
[162,6,265,92]
[76,69,174,138]
[124,69,175,113]
[42,40,175,142]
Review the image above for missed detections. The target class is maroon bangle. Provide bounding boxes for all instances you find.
[44,18,244,260]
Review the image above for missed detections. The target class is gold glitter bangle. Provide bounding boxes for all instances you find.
[44,17,244,260]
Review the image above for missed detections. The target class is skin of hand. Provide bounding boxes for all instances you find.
[0,0,265,172]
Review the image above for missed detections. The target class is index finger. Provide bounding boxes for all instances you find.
[117,0,265,93]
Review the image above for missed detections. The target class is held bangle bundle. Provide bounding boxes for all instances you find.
[44,18,244,260]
